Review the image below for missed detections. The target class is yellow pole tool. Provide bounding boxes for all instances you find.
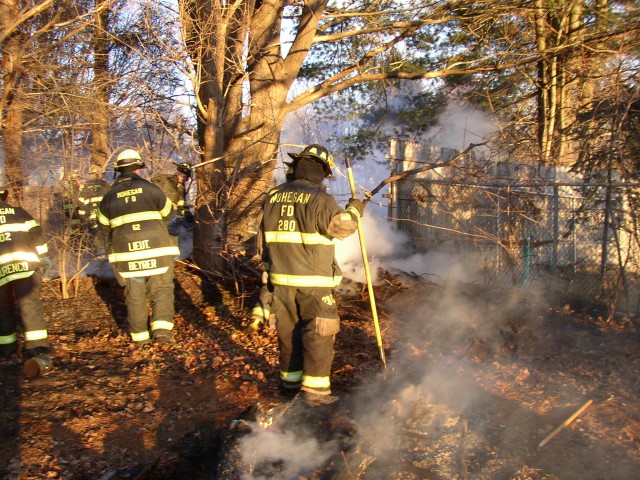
[345,158,387,371]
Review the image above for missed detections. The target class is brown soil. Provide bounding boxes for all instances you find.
[1,263,639,479]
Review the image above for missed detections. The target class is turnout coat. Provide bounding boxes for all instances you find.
[97,172,179,278]
[261,178,358,289]
[77,179,111,226]
[0,201,48,287]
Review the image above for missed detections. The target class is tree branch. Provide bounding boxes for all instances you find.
[0,0,53,45]
[362,141,487,205]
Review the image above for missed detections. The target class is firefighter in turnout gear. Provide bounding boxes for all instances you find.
[77,165,111,253]
[151,162,194,225]
[260,144,364,407]
[77,165,110,228]
[97,149,180,346]
[0,186,53,372]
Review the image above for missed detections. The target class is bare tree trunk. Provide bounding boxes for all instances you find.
[91,4,110,169]
[1,0,24,202]
[535,1,589,168]
[179,0,326,272]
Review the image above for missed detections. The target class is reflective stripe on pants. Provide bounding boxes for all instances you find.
[123,265,175,339]
[272,285,336,390]
[0,273,49,350]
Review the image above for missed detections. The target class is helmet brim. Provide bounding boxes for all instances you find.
[287,153,333,178]
[115,161,146,171]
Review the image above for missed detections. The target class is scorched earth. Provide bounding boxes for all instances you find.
[0,261,639,479]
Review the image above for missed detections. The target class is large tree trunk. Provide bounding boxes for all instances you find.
[191,100,284,269]
[534,0,588,168]
[91,4,110,169]
[1,0,25,203]
[181,0,326,272]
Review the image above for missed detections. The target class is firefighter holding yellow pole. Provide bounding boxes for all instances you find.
[260,145,365,407]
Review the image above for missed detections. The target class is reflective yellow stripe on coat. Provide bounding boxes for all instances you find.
[118,267,170,278]
[0,219,39,234]
[107,211,164,228]
[108,247,180,263]
[263,231,335,245]
[269,272,342,288]
[0,251,40,264]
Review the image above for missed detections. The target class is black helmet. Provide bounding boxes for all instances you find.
[287,144,335,178]
[176,162,192,177]
[114,149,145,171]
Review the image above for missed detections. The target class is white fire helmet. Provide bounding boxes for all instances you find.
[114,149,145,171]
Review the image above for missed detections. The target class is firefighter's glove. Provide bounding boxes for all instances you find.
[183,209,195,223]
[243,317,263,336]
[40,257,52,274]
[177,206,190,218]
[346,198,365,218]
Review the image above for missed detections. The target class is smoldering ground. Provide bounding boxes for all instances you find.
[215,208,639,479]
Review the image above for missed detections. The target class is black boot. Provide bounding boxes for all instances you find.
[302,392,339,407]
[153,330,176,345]
[24,346,51,358]
[279,379,301,397]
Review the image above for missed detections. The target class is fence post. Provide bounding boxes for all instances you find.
[552,184,559,302]
[386,139,402,224]
[523,236,531,285]
[496,188,501,275]
[572,198,577,274]
[600,181,612,281]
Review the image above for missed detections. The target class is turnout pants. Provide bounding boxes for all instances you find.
[272,285,340,394]
[0,273,49,352]
[119,265,175,342]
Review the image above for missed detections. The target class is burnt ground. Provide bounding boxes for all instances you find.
[1,262,639,479]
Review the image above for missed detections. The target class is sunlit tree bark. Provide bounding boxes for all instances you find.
[0,0,41,200]
[90,2,110,170]
[178,0,558,271]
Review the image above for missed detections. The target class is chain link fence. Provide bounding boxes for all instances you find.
[387,142,640,318]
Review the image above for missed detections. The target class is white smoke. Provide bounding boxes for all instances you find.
[426,101,498,151]
[233,98,574,480]
[279,101,500,287]
[329,164,487,286]
[237,422,337,480]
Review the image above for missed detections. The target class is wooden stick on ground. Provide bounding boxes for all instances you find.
[538,399,593,448]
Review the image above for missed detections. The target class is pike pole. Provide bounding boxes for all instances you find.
[345,158,387,371]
